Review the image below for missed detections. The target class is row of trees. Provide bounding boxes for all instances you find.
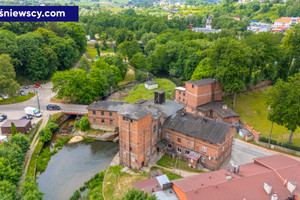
[0,22,87,81]
[0,134,43,199]
[52,59,123,104]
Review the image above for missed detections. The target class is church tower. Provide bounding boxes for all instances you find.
[206,15,212,30]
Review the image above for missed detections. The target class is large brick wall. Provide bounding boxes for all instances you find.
[88,110,119,130]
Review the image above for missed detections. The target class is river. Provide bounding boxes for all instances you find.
[37,140,119,200]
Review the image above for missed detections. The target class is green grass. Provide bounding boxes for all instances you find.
[28,119,43,143]
[118,73,135,85]
[0,93,35,105]
[27,141,44,177]
[103,165,149,200]
[150,166,182,180]
[157,154,204,173]
[224,87,300,147]
[86,46,115,60]
[121,78,176,103]
[36,147,58,174]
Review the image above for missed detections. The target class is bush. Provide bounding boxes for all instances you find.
[260,136,277,145]
[79,114,90,131]
[10,134,30,153]
[283,143,300,151]
[54,136,72,149]
[135,71,147,82]
[36,147,58,174]
[70,190,81,200]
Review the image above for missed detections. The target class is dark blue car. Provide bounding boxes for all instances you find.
[46,104,61,111]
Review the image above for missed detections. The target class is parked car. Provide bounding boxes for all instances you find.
[26,115,33,120]
[35,83,42,88]
[19,116,31,120]
[25,85,29,89]
[46,104,61,111]
[0,115,7,122]
[20,90,26,96]
[0,94,8,99]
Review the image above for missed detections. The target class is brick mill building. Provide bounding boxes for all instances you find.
[87,78,240,170]
[175,78,240,125]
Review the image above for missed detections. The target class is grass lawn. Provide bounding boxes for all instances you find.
[86,46,115,60]
[0,93,35,105]
[103,165,149,200]
[27,141,44,177]
[121,79,176,103]
[157,154,204,173]
[150,166,182,180]
[224,87,300,146]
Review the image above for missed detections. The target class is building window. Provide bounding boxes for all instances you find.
[187,141,190,147]
[166,133,170,139]
[185,150,190,154]
[102,119,105,124]
[93,118,96,123]
[177,138,181,143]
[93,111,96,115]
[129,146,132,151]
[179,91,181,94]
[191,158,193,163]
[110,112,112,116]
[168,144,172,149]
[183,93,185,96]
[183,99,185,102]
[202,146,207,152]
[177,147,181,153]
[192,85,194,88]
[123,152,126,158]
[101,111,104,116]
[179,97,181,100]
[110,119,113,124]
[201,156,205,163]
[153,125,157,132]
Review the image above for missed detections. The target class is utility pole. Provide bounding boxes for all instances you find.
[36,91,41,113]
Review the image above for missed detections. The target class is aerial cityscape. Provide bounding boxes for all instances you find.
[0,0,299,199]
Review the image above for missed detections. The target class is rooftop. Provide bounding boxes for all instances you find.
[187,78,216,86]
[197,101,240,118]
[1,119,31,128]
[145,81,158,85]
[275,17,292,22]
[163,111,231,145]
[172,155,300,200]
[86,101,126,112]
[117,104,151,120]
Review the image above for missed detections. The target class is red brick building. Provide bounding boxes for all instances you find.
[86,101,126,131]
[162,111,236,170]
[1,120,32,134]
[172,154,300,200]
[175,78,240,125]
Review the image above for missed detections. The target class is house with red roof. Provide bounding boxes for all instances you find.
[172,154,300,200]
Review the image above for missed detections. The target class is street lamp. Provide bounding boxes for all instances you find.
[36,91,41,113]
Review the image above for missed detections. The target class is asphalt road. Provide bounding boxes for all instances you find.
[0,82,87,131]
[220,139,275,169]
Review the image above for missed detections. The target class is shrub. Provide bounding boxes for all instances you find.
[69,190,81,200]
[79,115,90,131]
[135,71,147,82]
[260,136,277,145]
[283,143,300,151]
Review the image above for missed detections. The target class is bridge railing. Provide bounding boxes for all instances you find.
[61,110,88,115]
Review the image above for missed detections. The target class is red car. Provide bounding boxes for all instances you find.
[35,83,42,88]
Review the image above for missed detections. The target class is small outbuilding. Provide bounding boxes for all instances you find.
[145,81,158,90]
[1,120,32,134]
[0,135,8,144]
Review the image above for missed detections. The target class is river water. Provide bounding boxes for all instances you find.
[37,140,119,200]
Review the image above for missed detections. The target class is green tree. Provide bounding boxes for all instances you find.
[0,54,19,99]
[118,40,141,61]
[0,180,18,200]
[266,73,300,144]
[101,54,128,79]
[208,38,251,110]
[79,115,90,131]
[141,32,157,46]
[130,53,149,70]
[10,134,29,153]
[10,123,17,136]
[20,177,44,200]
[121,188,156,200]
[78,57,92,73]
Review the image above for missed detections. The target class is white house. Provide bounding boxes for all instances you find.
[145,81,158,90]
[274,17,299,28]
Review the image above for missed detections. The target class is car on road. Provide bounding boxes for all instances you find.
[0,94,8,99]
[35,83,42,88]
[0,115,7,122]
[20,90,26,96]
[25,85,29,89]
[19,116,31,120]
[46,104,61,111]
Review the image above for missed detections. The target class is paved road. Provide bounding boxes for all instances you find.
[221,139,275,169]
[0,82,87,131]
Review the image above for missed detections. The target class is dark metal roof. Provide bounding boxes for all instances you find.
[163,111,231,145]
[145,81,158,85]
[86,101,126,112]
[117,104,151,120]
[155,89,165,94]
[197,101,240,118]
[1,120,31,128]
[187,78,215,86]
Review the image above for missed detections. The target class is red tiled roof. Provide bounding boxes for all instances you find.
[275,17,292,22]
[172,155,300,200]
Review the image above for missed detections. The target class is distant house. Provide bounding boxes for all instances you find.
[1,120,32,134]
[86,35,91,41]
[0,135,8,144]
[145,81,158,90]
[274,17,299,28]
